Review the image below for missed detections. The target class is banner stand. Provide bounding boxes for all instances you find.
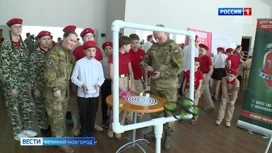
[265,136,271,153]
[236,18,272,153]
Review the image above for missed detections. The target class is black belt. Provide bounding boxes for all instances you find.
[119,74,129,78]
[134,78,142,80]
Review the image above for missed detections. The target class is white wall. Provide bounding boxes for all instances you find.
[0,0,107,46]
[124,0,271,47]
[105,0,126,41]
[243,0,271,48]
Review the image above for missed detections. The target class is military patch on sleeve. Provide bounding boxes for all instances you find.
[47,59,54,67]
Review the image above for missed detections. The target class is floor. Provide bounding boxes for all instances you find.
[0,91,271,153]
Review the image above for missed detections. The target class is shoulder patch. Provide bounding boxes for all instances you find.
[174,49,180,53]
[47,59,54,67]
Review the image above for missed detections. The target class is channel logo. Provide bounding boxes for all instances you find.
[218,8,252,16]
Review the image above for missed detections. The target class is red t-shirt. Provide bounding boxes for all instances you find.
[108,52,130,75]
[128,49,145,79]
[199,55,212,73]
[73,45,103,61]
[227,55,240,70]
[184,70,203,88]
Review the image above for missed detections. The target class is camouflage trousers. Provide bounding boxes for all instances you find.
[149,87,177,134]
[3,85,35,136]
[33,94,50,129]
[45,89,69,137]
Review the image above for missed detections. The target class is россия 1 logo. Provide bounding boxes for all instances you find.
[218,8,252,16]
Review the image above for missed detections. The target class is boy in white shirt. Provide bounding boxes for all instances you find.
[71,41,105,137]
[211,47,227,100]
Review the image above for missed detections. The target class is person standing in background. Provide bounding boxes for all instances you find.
[72,27,104,135]
[182,57,203,124]
[0,29,4,45]
[61,25,77,128]
[43,30,77,153]
[215,68,240,127]
[141,34,153,52]
[128,34,147,122]
[198,44,215,112]
[179,35,198,96]
[100,41,113,128]
[0,18,37,141]
[211,47,227,101]
[29,31,52,137]
[24,33,35,54]
[107,36,136,138]
[71,40,104,137]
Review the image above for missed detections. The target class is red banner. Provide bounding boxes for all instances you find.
[187,28,213,56]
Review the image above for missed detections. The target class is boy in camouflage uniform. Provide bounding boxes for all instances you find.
[140,24,183,150]
[0,18,37,141]
[43,30,77,153]
[29,31,52,136]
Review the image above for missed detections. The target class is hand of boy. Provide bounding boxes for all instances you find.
[195,90,201,98]
[95,84,99,92]
[130,86,137,93]
[82,84,88,94]
[145,66,153,73]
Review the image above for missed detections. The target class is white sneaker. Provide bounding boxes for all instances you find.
[14,132,29,141]
[94,124,103,132]
[22,130,37,137]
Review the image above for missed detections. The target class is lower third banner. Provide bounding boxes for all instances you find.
[20,137,96,146]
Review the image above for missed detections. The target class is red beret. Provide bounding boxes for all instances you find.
[199,44,209,50]
[102,41,113,50]
[147,35,153,39]
[6,18,23,26]
[83,41,97,49]
[0,37,4,41]
[226,48,234,53]
[217,47,225,51]
[226,68,237,76]
[63,25,76,32]
[80,28,94,37]
[37,31,51,39]
[195,57,200,62]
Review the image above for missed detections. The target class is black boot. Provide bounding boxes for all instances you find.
[163,132,171,150]
[40,126,52,137]
[65,111,74,126]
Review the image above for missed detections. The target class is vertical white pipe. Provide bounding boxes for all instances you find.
[111,20,123,133]
[154,124,163,153]
[189,31,195,101]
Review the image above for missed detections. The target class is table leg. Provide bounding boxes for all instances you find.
[154,123,163,153]
[116,112,149,153]
[131,112,137,147]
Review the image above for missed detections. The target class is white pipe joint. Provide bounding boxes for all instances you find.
[112,20,125,31]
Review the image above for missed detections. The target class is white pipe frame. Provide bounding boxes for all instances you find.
[111,20,195,152]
